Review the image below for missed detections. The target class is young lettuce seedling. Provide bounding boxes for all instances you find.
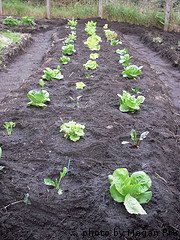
[90,53,99,60]
[42,66,63,81]
[60,121,85,142]
[69,96,82,108]
[59,55,70,65]
[27,90,50,107]
[84,35,101,51]
[119,54,132,67]
[110,39,122,46]
[122,65,143,79]
[116,48,129,55]
[44,167,68,195]
[118,90,145,113]
[3,121,16,136]
[67,18,77,27]
[83,60,98,70]
[122,129,149,148]
[76,82,86,90]
[38,79,45,87]
[108,168,152,215]
[85,21,97,35]
[62,44,76,55]
[131,86,141,94]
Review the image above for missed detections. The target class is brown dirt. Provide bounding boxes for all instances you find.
[0,19,179,240]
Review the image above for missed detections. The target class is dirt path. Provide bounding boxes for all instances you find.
[124,35,180,111]
[0,30,54,103]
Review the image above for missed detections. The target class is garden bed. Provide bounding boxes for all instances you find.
[0,19,179,240]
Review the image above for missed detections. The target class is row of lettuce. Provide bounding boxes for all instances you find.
[1,19,152,216]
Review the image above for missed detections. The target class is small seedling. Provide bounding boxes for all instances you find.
[103,24,108,29]
[122,129,149,148]
[111,39,122,46]
[62,44,76,55]
[60,121,85,142]
[131,86,141,94]
[90,53,99,60]
[3,193,31,210]
[3,121,16,136]
[116,48,128,55]
[69,96,82,108]
[108,168,152,215]
[42,66,63,81]
[119,54,132,67]
[39,79,45,87]
[59,55,70,65]
[76,82,86,90]
[83,60,98,70]
[44,167,68,195]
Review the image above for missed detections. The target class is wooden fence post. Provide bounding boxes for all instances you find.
[0,0,3,16]
[46,0,51,19]
[164,0,172,31]
[98,0,103,18]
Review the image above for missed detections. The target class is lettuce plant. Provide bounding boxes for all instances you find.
[108,168,152,215]
[62,44,76,55]
[122,129,149,148]
[44,167,68,195]
[111,39,122,46]
[3,121,16,136]
[85,21,97,35]
[76,82,86,90]
[118,91,145,112]
[64,38,74,45]
[3,16,20,26]
[60,121,85,142]
[122,65,143,79]
[83,60,98,70]
[27,90,50,107]
[90,53,99,60]
[42,67,63,81]
[104,29,117,41]
[68,32,76,41]
[59,55,70,65]
[67,18,77,27]
[39,79,45,87]
[103,24,108,29]
[116,48,129,55]
[84,35,101,51]
[119,54,132,67]
[21,16,36,26]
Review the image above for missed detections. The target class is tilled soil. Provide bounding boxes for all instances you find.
[0,19,179,240]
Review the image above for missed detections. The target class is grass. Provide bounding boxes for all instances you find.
[0,31,22,52]
[2,0,180,30]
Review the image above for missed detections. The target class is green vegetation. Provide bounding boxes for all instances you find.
[85,21,97,35]
[118,91,145,113]
[38,79,45,87]
[0,31,22,53]
[60,121,85,142]
[27,89,50,107]
[3,16,36,26]
[76,82,86,90]
[62,44,76,55]
[116,48,129,55]
[2,1,180,29]
[108,168,152,215]
[59,55,70,65]
[122,65,143,79]
[90,53,99,60]
[122,129,149,148]
[42,67,64,81]
[67,18,77,27]
[119,54,132,67]
[3,121,16,136]
[44,167,68,195]
[84,35,102,51]
[83,60,98,70]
